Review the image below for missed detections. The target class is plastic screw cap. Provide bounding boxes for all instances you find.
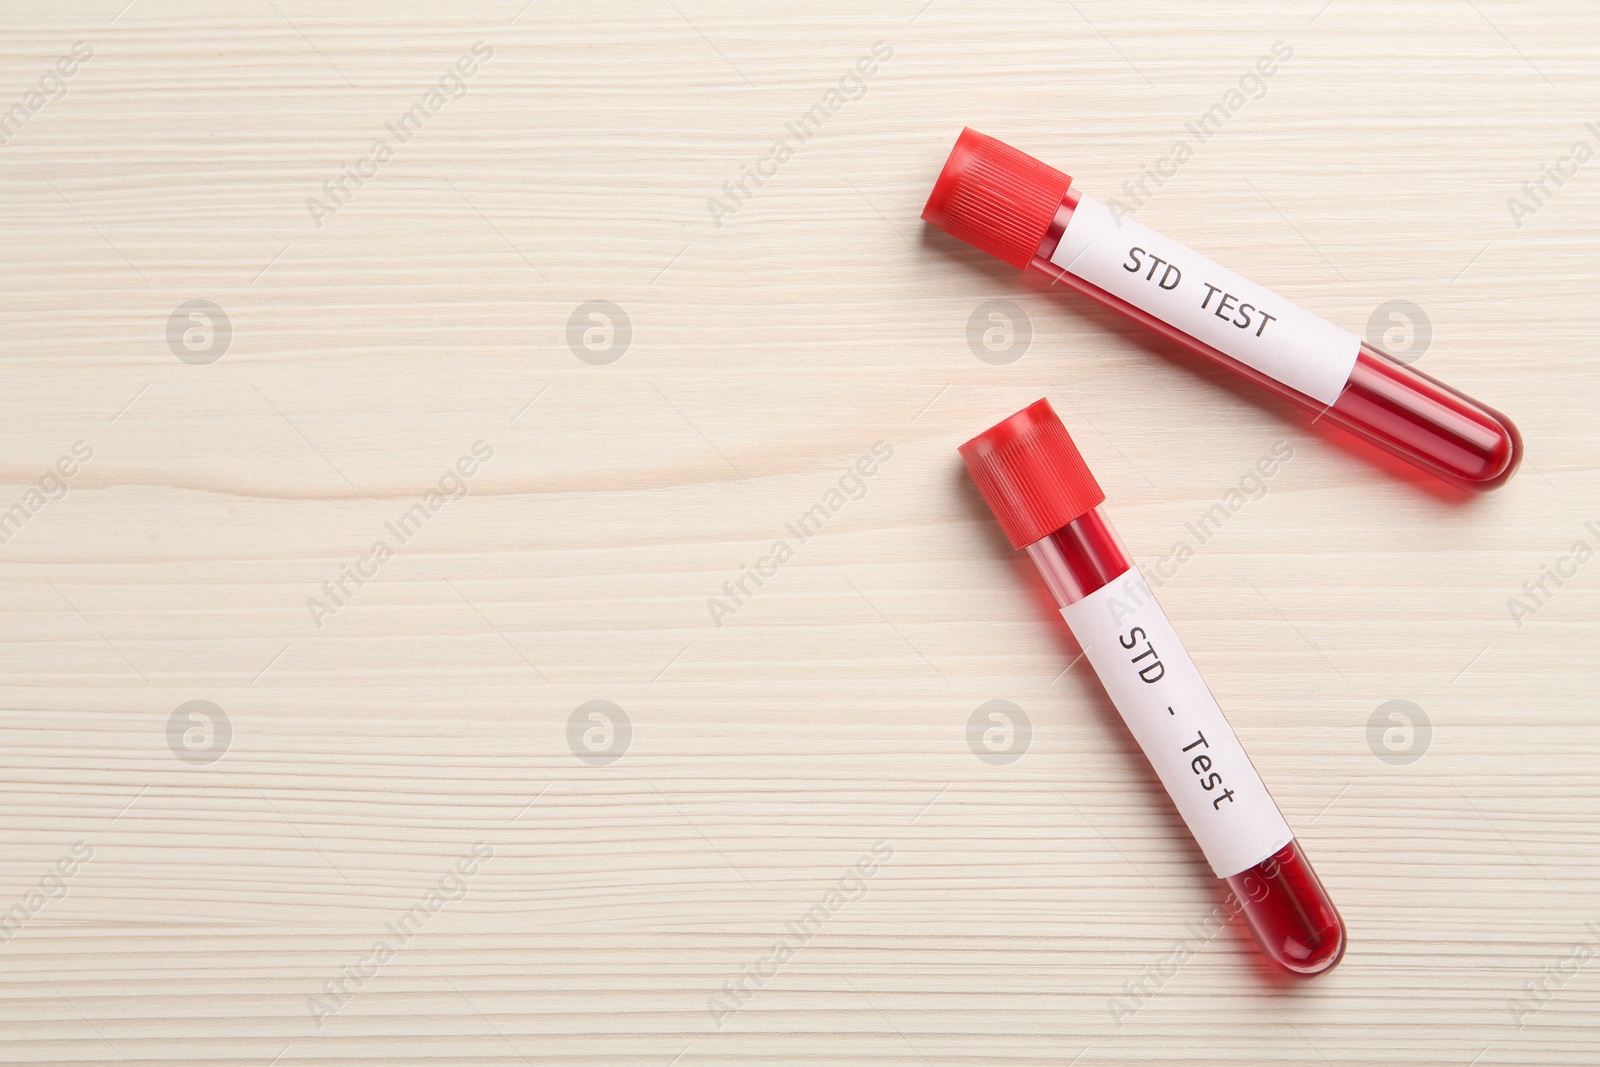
[923,128,1073,270]
[959,398,1105,549]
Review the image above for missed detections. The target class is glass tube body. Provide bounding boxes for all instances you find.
[1026,505,1346,975]
[1033,194,1521,491]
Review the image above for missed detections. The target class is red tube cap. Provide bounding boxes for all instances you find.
[959,399,1105,549]
[922,128,1072,270]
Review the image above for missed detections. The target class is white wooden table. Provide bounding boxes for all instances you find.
[2,2,1596,1064]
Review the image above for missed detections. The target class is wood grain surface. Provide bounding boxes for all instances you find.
[1,2,1597,1064]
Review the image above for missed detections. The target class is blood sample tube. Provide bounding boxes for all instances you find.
[926,128,1522,491]
[960,398,1346,975]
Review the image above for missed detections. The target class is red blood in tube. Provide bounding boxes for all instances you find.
[961,399,1346,976]
[928,128,1521,491]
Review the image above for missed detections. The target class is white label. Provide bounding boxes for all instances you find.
[1059,570,1292,878]
[1051,194,1360,406]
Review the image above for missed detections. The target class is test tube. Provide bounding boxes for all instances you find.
[927,128,1522,491]
[960,398,1346,975]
